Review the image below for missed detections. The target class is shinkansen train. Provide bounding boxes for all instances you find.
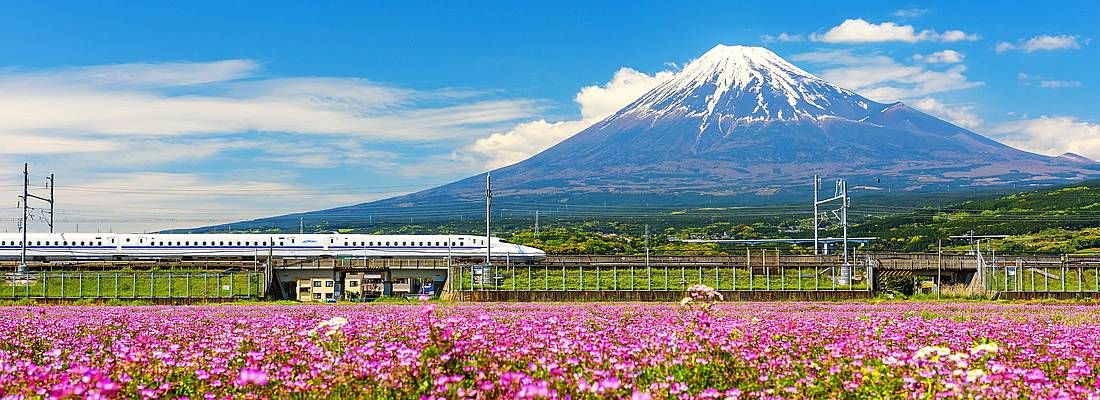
[0,233,546,261]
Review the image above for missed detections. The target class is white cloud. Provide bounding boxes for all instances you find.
[0,60,539,143]
[938,31,976,42]
[461,67,674,169]
[911,97,983,129]
[791,49,982,102]
[1038,80,1083,89]
[1017,72,1083,89]
[0,59,548,232]
[991,116,1100,160]
[810,19,979,43]
[892,8,929,18]
[0,171,387,233]
[996,35,1086,53]
[760,32,804,43]
[913,50,964,63]
[1,60,262,89]
[0,133,122,154]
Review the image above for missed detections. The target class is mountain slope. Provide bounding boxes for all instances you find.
[206,45,1100,231]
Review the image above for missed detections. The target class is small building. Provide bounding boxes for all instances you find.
[295,273,380,302]
[297,278,336,302]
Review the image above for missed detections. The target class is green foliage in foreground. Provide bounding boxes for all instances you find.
[0,270,263,299]
[454,265,868,291]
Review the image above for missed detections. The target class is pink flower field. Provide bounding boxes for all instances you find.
[1,302,1098,399]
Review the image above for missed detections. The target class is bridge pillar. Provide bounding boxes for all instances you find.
[333,270,345,300]
[382,270,393,297]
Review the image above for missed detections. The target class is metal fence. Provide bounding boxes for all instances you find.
[0,271,264,300]
[984,259,1100,293]
[451,263,872,292]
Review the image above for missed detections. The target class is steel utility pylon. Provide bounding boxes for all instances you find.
[813,176,851,281]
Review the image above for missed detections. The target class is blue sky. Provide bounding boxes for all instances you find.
[0,0,1096,232]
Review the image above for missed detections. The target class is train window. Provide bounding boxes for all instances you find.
[369,242,374,246]
[343,242,348,246]
[36,241,41,246]
[236,242,241,246]
[263,241,267,246]
[279,242,284,246]
[402,242,407,246]
[81,242,85,246]
[185,242,190,246]
[385,242,390,246]
[460,242,464,246]
[98,242,102,246]
[126,238,130,242]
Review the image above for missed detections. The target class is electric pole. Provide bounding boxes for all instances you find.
[840,179,849,268]
[485,172,492,266]
[534,209,539,238]
[18,163,56,273]
[47,174,54,233]
[812,174,819,255]
[813,177,851,283]
[20,164,28,273]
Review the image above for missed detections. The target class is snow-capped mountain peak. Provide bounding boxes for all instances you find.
[246,43,1100,229]
[614,45,882,130]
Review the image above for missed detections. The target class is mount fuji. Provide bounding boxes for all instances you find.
[217,45,1100,228]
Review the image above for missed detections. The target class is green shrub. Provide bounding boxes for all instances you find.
[880,276,915,297]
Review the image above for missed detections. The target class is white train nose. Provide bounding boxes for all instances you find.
[520,245,546,260]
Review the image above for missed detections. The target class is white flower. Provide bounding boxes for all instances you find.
[309,316,349,336]
[965,369,985,383]
[914,346,952,360]
[971,343,999,355]
[687,284,723,302]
